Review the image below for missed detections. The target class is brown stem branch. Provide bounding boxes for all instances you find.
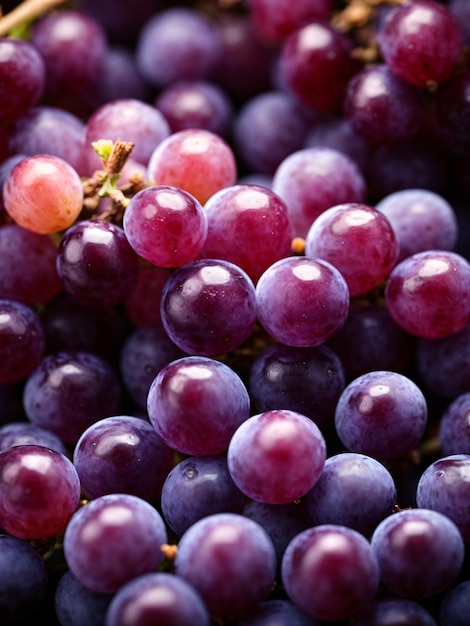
[0,0,67,37]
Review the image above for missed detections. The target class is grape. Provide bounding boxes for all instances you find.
[255,256,350,347]
[439,392,470,455]
[0,534,48,622]
[272,147,366,238]
[248,342,346,432]
[73,414,174,502]
[160,258,257,357]
[55,569,113,626]
[119,325,185,409]
[0,37,45,125]
[375,188,459,263]
[147,355,251,455]
[278,21,360,113]
[335,370,428,460]
[281,524,380,622]
[155,79,233,138]
[84,98,171,168]
[0,444,81,540]
[344,64,425,146]
[3,154,84,235]
[449,0,470,45]
[174,512,277,618]
[56,219,140,308]
[201,183,293,282]
[433,69,470,156]
[235,598,319,626]
[63,493,168,594]
[227,409,326,504]
[416,453,470,542]
[349,597,438,626]
[123,185,208,268]
[105,572,210,626]
[23,350,122,445]
[377,0,463,88]
[161,455,245,537]
[147,128,238,205]
[0,299,44,386]
[439,580,470,626]
[384,250,470,339]
[0,421,67,455]
[304,202,399,296]
[305,452,396,537]
[370,508,465,599]
[124,264,172,328]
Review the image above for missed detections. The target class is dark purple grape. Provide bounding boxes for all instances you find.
[371,508,465,599]
[63,493,168,594]
[439,392,470,455]
[349,597,438,626]
[433,69,470,156]
[73,414,174,502]
[124,263,172,328]
[281,524,380,622]
[160,258,257,357]
[105,572,210,626]
[0,444,81,540]
[23,350,122,445]
[55,569,113,626]
[0,421,67,455]
[161,455,246,537]
[235,598,319,626]
[439,580,470,626]
[0,37,45,125]
[174,512,276,619]
[449,0,470,45]
[0,299,44,385]
[147,355,250,455]
[0,534,48,622]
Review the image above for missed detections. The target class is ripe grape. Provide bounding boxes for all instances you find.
[0,421,67,455]
[438,392,470,455]
[350,598,438,626]
[55,570,113,626]
[439,580,470,626]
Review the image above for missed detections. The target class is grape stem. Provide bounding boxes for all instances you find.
[0,0,67,36]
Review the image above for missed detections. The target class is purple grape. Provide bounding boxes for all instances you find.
[375,188,459,263]
[227,409,326,504]
[123,185,208,268]
[73,414,174,502]
[344,64,425,145]
[370,508,465,599]
[0,421,67,455]
[235,598,319,626]
[248,342,346,433]
[233,90,314,176]
[84,98,170,168]
[0,534,48,622]
[55,569,113,626]
[349,597,438,626]
[7,106,89,176]
[327,302,417,382]
[23,350,122,445]
[305,452,397,537]
[242,499,312,565]
[416,453,470,542]
[439,580,470,626]
[0,299,44,385]
[174,512,277,618]
[0,37,45,125]
[63,493,168,594]
[433,69,470,156]
[0,444,81,540]
[135,7,223,89]
[161,455,246,537]
[449,0,470,45]
[160,258,257,357]
[0,223,61,305]
[147,355,250,455]
[305,202,399,296]
[335,370,428,460]
[439,392,470,455]
[385,250,470,339]
[155,79,233,138]
[201,183,293,282]
[255,256,350,347]
[119,325,185,409]
[105,572,210,626]
[272,146,366,238]
[278,21,360,113]
[377,0,463,88]
[281,524,380,622]
[124,264,172,328]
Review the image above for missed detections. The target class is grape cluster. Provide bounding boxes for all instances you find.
[0,0,470,624]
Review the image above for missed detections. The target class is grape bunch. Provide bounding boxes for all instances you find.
[0,0,470,624]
